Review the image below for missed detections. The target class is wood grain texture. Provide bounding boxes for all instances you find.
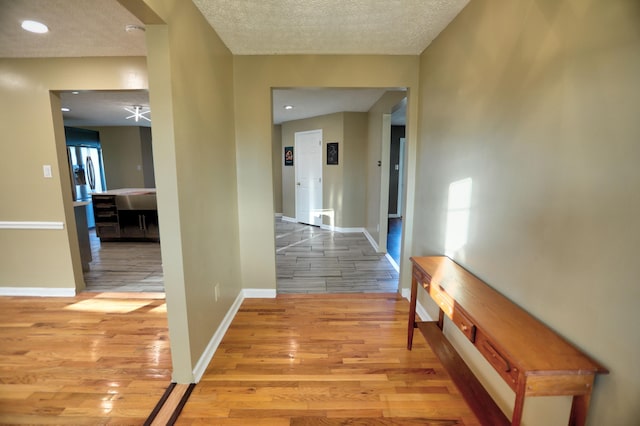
[0,292,171,425]
[176,294,480,425]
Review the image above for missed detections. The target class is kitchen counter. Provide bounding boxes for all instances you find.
[97,188,156,196]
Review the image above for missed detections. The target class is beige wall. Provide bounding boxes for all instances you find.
[341,112,368,228]
[141,0,241,383]
[233,55,420,290]
[93,126,146,189]
[271,124,283,213]
[0,57,148,292]
[414,0,640,424]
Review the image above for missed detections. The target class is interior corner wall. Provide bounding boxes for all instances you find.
[414,0,640,424]
[366,91,408,246]
[142,0,241,383]
[0,57,148,293]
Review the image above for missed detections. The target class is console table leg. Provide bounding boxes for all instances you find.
[511,380,526,426]
[407,276,418,350]
[568,393,591,426]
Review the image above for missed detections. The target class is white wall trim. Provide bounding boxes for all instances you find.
[274,213,283,218]
[386,253,399,272]
[192,288,277,382]
[0,287,76,297]
[243,288,277,299]
[401,287,433,322]
[362,228,380,252]
[281,216,297,223]
[0,221,64,230]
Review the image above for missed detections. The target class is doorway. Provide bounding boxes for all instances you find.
[294,129,323,226]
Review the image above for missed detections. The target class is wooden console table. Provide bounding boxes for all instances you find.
[407,256,608,426]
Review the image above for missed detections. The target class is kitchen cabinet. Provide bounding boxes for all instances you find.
[92,194,120,240]
[119,210,159,240]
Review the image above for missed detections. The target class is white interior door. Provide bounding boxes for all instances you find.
[295,129,323,226]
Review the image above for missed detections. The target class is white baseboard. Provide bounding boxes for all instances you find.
[362,228,380,252]
[320,224,365,233]
[192,288,277,382]
[386,253,399,272]
[0,287,76,297]
[274,213,283,218]
[243,288,277,298]
[281,216,296,223]
[401,288,433,322]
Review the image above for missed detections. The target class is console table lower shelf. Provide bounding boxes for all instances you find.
[417,321,510,426]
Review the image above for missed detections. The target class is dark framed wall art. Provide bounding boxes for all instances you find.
[327,142,339,165]
[284,146,294,166]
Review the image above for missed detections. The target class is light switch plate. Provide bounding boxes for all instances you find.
[43,165,52,178]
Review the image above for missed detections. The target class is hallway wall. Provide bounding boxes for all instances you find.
[414,0,640,423]
[233,55,420,291]
[0,57,148,293]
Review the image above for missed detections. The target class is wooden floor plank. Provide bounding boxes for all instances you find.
[0,293,482,424]
[176,295,481,425]
[0,292,171,425]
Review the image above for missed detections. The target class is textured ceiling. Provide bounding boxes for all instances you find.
[0,0,146,58]
[192,0,470,55]
[0,0,468,126]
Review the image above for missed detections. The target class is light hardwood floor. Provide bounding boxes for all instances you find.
[177,294,479,425]
[0,292,171,425]
[0,294,479,425]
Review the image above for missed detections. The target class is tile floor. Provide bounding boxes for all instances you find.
[83,218,399,294]
[275,218,399,294]
[83,230,164,292]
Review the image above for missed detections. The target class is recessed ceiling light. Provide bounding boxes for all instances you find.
[71,91,80,95]
[284,105,294,110]
[21,20,49,34]
[61,107,70,112]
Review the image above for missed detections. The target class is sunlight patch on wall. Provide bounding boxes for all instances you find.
[445,177,473,256]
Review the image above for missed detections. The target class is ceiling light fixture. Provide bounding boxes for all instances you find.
[21,20,49,34]
[125,105,151,123]
[125,24,146,33]
[61,107,70,112]
[284,105,294,110]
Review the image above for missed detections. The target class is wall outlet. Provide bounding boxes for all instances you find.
[214,283,220,302]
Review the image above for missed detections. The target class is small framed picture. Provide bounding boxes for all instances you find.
[327,142,339,165]
[284,146,294,166]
